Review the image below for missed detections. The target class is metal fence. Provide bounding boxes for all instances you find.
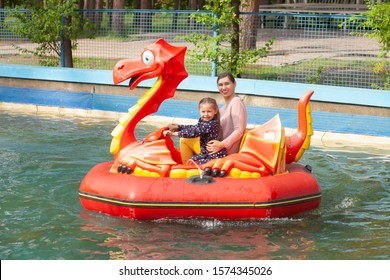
[0,9,387,90]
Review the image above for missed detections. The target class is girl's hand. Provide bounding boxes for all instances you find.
[163,130,172,137]
[167,123,178,132]
[207,140,224,154]
[163,130,178,137]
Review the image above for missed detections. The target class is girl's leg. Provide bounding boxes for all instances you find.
[180,137,200,163]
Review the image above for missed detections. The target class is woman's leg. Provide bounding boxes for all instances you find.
[180,137,200,163]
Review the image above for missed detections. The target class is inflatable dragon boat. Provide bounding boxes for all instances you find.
[79,38,321,220]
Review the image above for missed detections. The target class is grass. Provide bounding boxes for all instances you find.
[1,53,387,90]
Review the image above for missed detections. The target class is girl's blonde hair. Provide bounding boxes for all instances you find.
[198,97,223,141]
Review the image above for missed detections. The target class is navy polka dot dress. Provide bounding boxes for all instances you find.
[178,117,228,164]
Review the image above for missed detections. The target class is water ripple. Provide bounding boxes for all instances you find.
[1,113,389,260]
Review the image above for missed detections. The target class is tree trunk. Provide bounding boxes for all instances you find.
[133,0,141,29]
[63,15,73,67]
[133,0,141,9]
[63,37,73,67]
[95,0,103,29]
[231,0,240,75]
[112,0,125,35]
[106,0,113,28]
[83,0,95,26]
[172,0,182,30]
[174,0,181,9]
[198,0,205,9]
[78,0,84,25]
[140,0,153,33]
[0,0,4,27]
[189,0,196,9]
[240,0,259,50]
[187,0,197,28]
[35,0,44,5]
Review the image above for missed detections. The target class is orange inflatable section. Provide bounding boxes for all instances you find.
[239,115,286,175]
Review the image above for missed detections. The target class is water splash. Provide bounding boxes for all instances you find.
[335,197,357,210]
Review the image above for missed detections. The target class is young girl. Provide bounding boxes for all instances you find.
[163,97,228,164]
[178,72,247,163]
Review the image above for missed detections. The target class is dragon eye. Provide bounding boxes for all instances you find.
[142,50,155,66]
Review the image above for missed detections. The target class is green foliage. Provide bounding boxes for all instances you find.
[9,0,95,66]
[361,1,390,90]
[341,1,390,89]
[177,0,274,77]
[347,0,390,58]
[372,59,390,90]
[155,0,176,10]
[306,64,323,84]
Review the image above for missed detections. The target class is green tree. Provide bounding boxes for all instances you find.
[178,0,273,77]
[343,0,390,89]
[354,0,390,58]
[364,0,390,90]
[10,0,95,67]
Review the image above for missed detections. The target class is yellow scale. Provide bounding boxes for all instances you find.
[294,103,313,162]
[110,77,162,155]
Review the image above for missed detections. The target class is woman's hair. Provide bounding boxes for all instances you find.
[217,72,235,84]
[198,97,223,141]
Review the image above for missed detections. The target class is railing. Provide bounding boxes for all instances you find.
[0,9,387,90]
[258,3,369,14]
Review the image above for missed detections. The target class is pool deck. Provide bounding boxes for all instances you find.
[0,64,389,148]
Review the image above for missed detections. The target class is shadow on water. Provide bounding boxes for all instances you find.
[78,210,317,260]
[1,113,389,260]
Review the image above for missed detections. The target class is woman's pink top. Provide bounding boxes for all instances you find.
[219,96,247,154]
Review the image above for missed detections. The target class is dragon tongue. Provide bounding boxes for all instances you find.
[129,76,138,88]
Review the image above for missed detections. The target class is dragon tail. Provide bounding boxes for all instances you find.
[286,90,314,164]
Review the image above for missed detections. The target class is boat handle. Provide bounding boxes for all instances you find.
[186,175,216,185]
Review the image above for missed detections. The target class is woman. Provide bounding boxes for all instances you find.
[178,72,247,163]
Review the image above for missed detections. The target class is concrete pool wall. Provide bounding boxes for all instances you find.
[0,64,389,148]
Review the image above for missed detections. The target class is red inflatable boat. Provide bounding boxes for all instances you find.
[80,162,320,220]
[79,39,321,220]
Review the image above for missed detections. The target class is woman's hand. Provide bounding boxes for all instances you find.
[207,140,224,154]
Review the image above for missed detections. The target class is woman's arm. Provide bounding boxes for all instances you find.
[209,97,247,154]
[223,97,247,151]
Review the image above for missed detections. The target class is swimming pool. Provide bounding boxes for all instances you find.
[1,112,389,260]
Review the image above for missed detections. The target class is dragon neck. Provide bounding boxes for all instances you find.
[110,76,162,156]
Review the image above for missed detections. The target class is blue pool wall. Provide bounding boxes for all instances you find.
[0,64,389,137]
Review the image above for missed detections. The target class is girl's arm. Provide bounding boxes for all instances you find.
[178,121,210,138]
[163,124,199,138]
[167,123,179,132]
[163,130,178,137]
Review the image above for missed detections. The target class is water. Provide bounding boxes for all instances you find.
[1,113,389,260]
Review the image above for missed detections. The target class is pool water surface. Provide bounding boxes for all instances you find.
[0,113,389,260]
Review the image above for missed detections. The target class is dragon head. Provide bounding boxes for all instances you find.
[113,38,188,89]
[110,39,188,156]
